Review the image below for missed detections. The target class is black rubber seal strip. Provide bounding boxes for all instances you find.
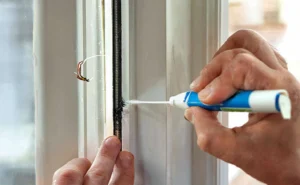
[112,0,122,142]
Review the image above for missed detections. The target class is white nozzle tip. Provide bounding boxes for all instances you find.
[169,96,175,106]
[168,93,189,109]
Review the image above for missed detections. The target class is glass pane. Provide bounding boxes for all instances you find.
[0,0,34,184]
[228,0,299,184]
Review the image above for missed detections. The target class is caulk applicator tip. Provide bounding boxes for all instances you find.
[126,100,170,105]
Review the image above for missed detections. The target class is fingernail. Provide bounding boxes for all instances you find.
[184,109,194,124]
[190,76,201,89]
[104,136,120,149]
[199,87,211,100]
[120,153,133,168]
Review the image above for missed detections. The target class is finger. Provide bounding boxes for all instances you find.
[190,48,250,91]
[109,151,135,185]
[84,136,121,185]
[53,158,91,185]
[198,53,277,104]
[185,107,238,163]
[214,30,281,69]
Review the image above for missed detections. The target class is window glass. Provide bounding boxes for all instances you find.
[229,0,299,184]
[0,0,34,184]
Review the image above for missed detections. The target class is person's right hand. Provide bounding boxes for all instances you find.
[185,30,300,185]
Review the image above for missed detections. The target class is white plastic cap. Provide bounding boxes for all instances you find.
[249,90,291,120]
[279,94,291,119]
[169,92,189,109]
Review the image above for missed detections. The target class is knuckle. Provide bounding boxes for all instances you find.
[218,49,250,66]
[217,49,243,63]
[232,30,263,55]
[234,52,253,65]
[231,48,250,56]
[234,29,256,39]
[54,169,82,184]
[232,53,258,89]
[197,133,213,153]
[232,52,277,90]
[231,53,252,75]
[233,53,255,72]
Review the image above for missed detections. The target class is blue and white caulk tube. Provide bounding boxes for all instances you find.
[169,90,291,119]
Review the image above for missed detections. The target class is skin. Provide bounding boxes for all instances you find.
[52,136,134,185]
[186,29,300,185]
[54,29,300,185]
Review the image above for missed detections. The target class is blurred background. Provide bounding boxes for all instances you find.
[228,0,300,184]
[0,0,35,184]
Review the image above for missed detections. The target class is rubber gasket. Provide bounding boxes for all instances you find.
[112,0,122,142]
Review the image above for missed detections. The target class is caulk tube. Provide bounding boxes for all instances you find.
[169,90,291,119]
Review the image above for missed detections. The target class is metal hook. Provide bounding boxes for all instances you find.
[75,55,104,82]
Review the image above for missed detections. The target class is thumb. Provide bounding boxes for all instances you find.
[185,107,238,163]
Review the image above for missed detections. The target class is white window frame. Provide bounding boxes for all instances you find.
[33,1,79,184]
[76,0,109,161]
[122,0,228,184]
[33,0,229,184]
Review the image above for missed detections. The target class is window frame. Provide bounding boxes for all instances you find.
[76,0,108,161]
[122,0,229,184]
[33,0,79,184]
[34,0,229,184]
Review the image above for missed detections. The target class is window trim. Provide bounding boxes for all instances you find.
[33,0,79,184]
[76,0,108,161]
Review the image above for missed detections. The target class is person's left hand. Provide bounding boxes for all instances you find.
[52,136,134,185]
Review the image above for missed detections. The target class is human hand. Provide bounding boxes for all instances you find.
[52,136,134,185]
[186,30,300,185]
